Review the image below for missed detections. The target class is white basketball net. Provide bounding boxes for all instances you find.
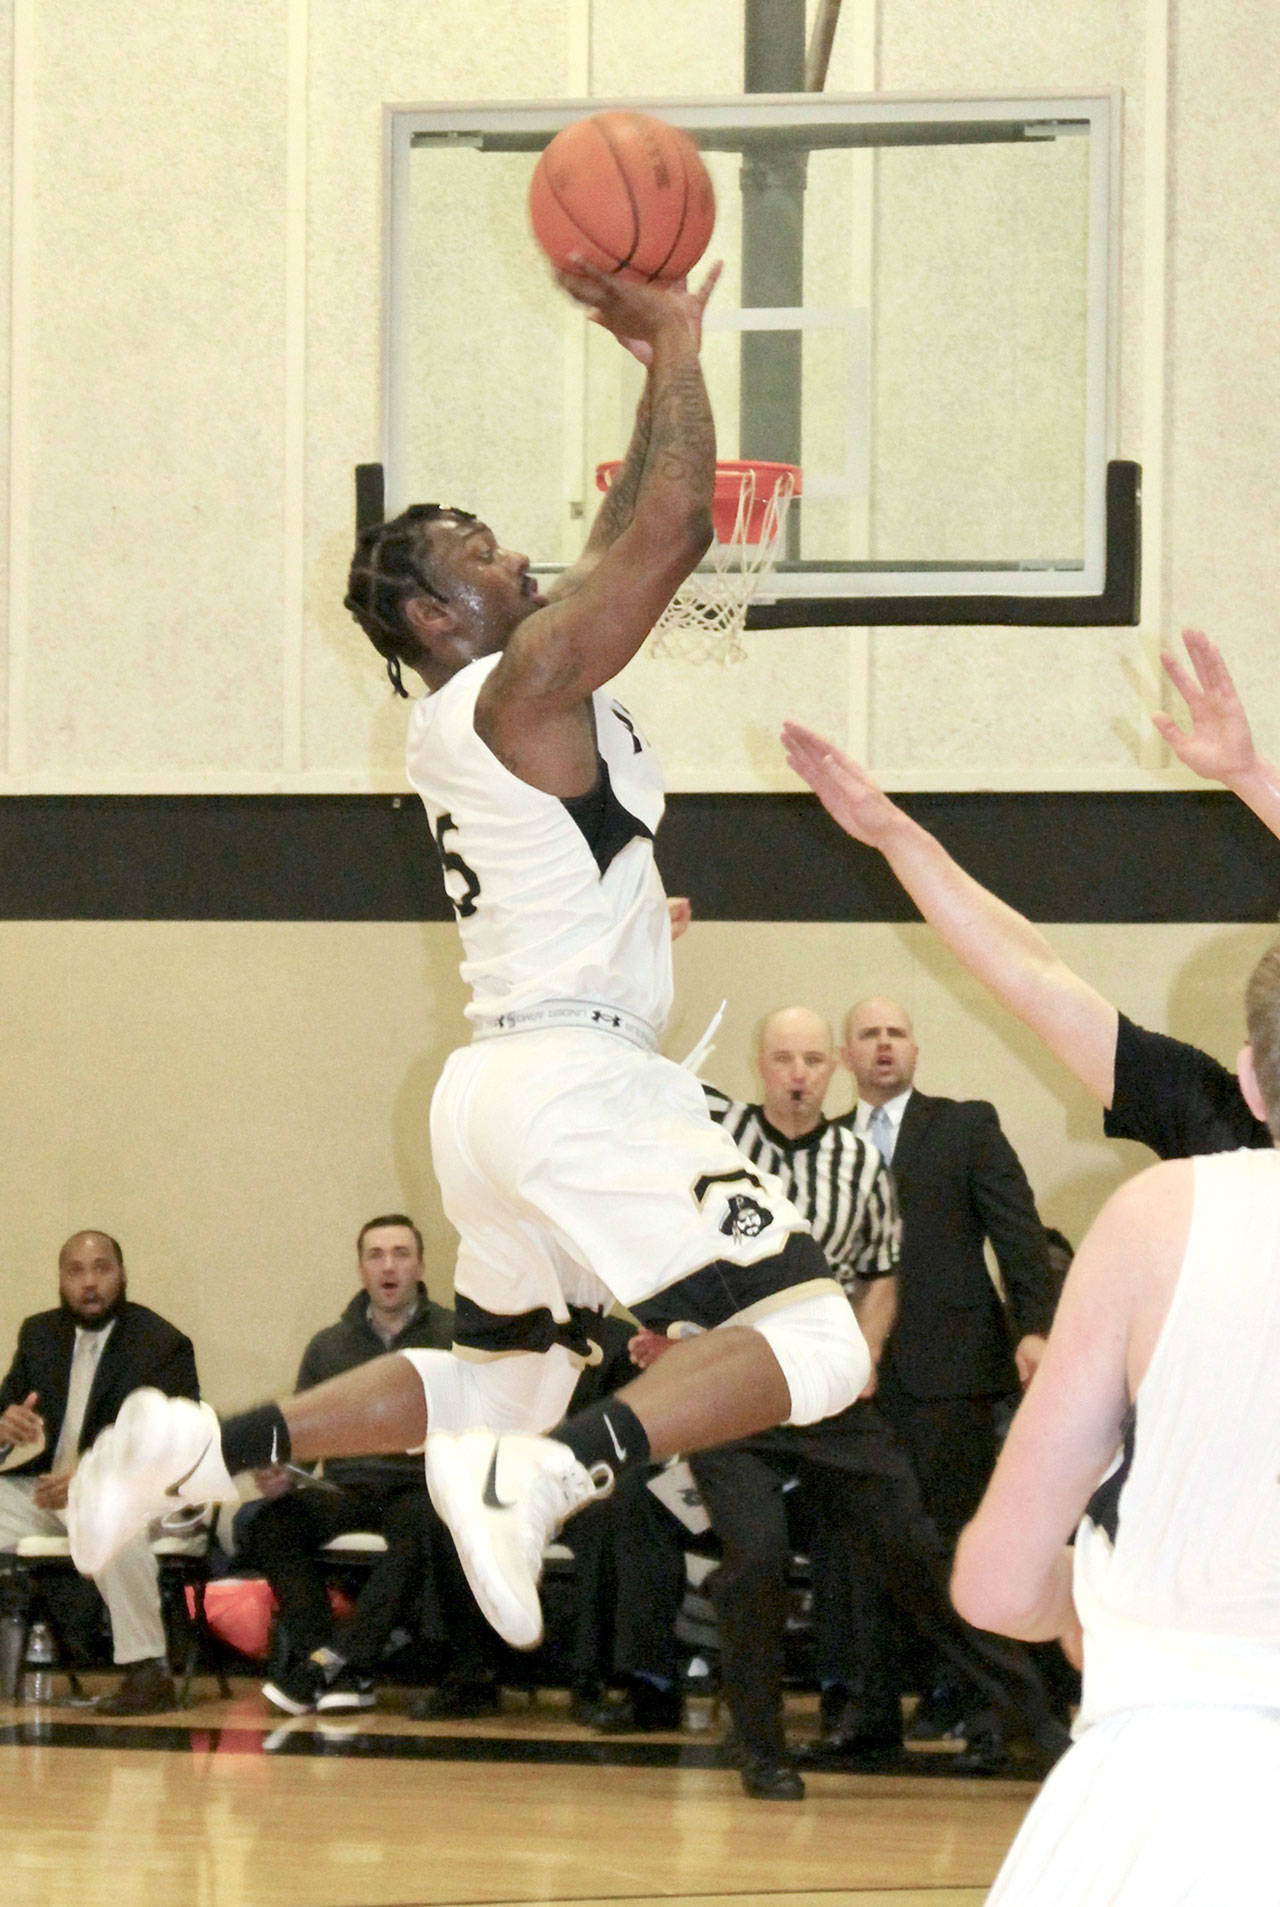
[649,467,797,666]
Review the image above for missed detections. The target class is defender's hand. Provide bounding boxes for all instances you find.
[0,1393,44,1447]
[667,897,692,941]
[781,722,904,848]
[1153,629,1257,787]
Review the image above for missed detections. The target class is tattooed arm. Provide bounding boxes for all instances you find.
[546,264,719,604]
[476,267,716,793]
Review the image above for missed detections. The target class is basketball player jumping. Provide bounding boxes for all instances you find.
[68,262,869,1652]
[949,943,1280,1901]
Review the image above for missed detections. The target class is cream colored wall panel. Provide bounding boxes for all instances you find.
[302,0,577,779]
[1165,6,1280,733]
[587,0,748,94]
[2,912,1269,1407]
[23,3,290,782]
[867,624,1140,778]
[0,920,470,1409]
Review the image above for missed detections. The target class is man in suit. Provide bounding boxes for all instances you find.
[842,997,1055,1545]
[841,998,1056,1745]
[0,1230,199,1714]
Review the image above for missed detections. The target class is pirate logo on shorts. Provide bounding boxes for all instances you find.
[721,1193,772,1241]
[692,1169,775,1245]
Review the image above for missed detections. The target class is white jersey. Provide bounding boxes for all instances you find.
[1073,1147,1280,1728]
[405,653,673,1034]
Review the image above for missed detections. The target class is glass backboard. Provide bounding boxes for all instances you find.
[382,94,1134,626]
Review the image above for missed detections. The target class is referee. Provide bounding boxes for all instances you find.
[694,1008,1065,1794]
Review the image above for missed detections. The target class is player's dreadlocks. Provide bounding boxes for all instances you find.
[344,503,477,696]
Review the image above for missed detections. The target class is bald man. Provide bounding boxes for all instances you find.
[711,1007,900,1353]
[841,996,1059,1749]
[0,1232,199,1714]
[842,996,1054,1537]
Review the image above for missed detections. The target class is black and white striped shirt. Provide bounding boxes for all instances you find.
[705,1087,900,1293]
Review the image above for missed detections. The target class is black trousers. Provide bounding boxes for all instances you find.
[242,1477,483,1672]
[691,1401,1057,1762]
[554,1470,687,1694]
[874,1384,1004,1551]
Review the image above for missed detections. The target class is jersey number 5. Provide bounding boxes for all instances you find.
[431,811,481,919]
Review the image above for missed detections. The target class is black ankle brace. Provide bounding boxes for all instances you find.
[555,1396,650,1483]
[220,1403,291,1475]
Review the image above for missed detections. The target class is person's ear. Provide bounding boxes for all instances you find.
[402,593,453,653]
[1238,1043,1269,1124]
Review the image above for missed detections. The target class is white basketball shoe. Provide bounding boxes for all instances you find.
[425,1431,613,1649]
[68,1388,237,1574]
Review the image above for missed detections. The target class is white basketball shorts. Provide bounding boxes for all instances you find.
[428,1028,820,1323]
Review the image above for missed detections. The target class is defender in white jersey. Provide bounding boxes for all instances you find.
[68,260,867,1658]
[950,941,1280,1903]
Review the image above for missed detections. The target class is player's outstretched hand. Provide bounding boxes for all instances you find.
[781,721,902,847]
[556,258,722,364]
[1153,628,1257,787]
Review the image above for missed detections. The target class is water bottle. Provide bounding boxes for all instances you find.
[20,1621,54,1705]
[683,1654,717,1732]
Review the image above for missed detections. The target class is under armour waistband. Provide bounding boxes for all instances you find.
[470,998,660,1051]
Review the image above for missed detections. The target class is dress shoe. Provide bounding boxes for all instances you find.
[905,1680,969,1741]
[95,1657,176,1716]
[409,1674,500,1720]
[740,1757,805,1801]
[799,1690,903,1766]
[797,1723,903,1769]
[951,1723,1010,1774]
[952,1711,1070,1778]
[591,1681,683,1733]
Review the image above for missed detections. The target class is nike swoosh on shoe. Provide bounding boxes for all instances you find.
[481,1439,515,1511]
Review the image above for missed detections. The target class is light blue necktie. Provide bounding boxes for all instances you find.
[868,1103,895,1165]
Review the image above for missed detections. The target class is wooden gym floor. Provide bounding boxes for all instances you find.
[0,1680,1039,1907]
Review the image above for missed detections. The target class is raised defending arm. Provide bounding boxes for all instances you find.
[781,723,1120,1106]
[1155,628,1280,839]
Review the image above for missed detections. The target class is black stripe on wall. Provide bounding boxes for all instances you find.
[0,791,1277,924]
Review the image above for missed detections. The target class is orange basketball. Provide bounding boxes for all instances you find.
[529,110,715,284]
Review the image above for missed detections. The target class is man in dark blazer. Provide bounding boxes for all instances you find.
[841,997,1058,1748]
[842,996,1055,1544]
[0,1230,199,1713]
